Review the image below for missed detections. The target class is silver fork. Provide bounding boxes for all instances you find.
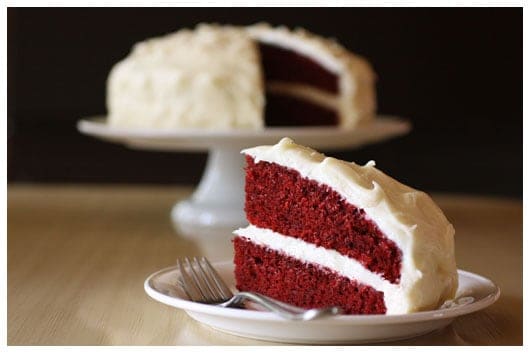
[176,256,342,320]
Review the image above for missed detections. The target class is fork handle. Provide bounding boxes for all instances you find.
[221,291,342,320]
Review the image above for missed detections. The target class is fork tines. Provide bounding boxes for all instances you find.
[176,257,233,304]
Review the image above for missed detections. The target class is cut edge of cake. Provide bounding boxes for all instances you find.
[248,23,377,128]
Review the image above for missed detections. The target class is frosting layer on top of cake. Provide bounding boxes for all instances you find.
[241,137,458,314]
[107,24,264,129]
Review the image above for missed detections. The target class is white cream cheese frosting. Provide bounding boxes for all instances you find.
[239,137,458,314]
[107,23,376,130]
[107,24,264,130]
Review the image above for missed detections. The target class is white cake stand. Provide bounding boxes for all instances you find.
[78,116,411,260]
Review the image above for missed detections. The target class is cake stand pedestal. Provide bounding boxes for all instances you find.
[78,116,411,260]
[170,146,246,238]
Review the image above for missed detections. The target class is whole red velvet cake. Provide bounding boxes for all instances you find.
[233,137,459,315]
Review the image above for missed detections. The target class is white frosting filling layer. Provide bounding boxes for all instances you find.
[266,81,338,110]
[241,138,458,314]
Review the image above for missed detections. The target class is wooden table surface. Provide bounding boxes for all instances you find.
[7,184,522,345]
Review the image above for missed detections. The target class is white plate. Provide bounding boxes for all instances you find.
[144,261,500,344]
[77,115,411,151]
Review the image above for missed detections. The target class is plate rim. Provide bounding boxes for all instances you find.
[144,260,501,325]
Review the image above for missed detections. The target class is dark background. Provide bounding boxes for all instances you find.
[7,8,522,197]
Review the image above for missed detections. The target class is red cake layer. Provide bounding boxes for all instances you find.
[264,92,338,126]
[245,157,402,283]
[258,42,339,94]
[233,236,387,314]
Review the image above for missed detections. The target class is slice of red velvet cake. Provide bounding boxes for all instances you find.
[233,138,458,315]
